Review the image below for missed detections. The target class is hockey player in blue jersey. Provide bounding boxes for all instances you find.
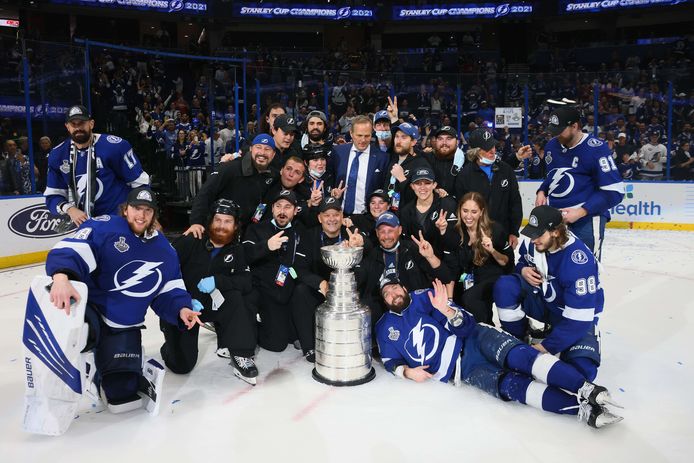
[44,105,150,228]
[494,205,604,383]
[376,277,623,428]
[25,187,201,434]
[537,106,624,259]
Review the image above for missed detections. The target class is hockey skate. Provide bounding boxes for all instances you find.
[231,356,258,386]
[578,400,624,429]
[138,357,166,416]
[578,382,623,409]
[201,322,216,333]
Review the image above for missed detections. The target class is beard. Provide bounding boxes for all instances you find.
[435,145,456,159]
[70,129,91,145]
[384,292,411,313]
[209,225,235,246]
[308,130,323,142]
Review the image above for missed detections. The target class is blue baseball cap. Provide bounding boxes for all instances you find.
[252,134,276,149]
[393,122,420,141]
[375,212,400,228]
[373,110,390,124]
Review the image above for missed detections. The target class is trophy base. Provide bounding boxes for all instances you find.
[312,367,376,387]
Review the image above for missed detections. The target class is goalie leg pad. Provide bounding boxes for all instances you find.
[22,275,89,436]
[95,324,144,406]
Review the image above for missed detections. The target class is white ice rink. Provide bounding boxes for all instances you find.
[1,228,693,463]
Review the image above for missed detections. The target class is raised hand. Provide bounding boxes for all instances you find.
[183,224,205,239]
[346,227,364,247]
[331,180,346,200]
[516,145,533,161]
[434,209,448,235]
[309,180,323,207]
[480,229,494,253]
[386,95,399,122]
[267,230,289,251]
[411,230,434,259]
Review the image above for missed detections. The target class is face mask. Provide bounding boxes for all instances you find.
[375,130,391,140]
[480,156,496,165]
[309,168,325,179]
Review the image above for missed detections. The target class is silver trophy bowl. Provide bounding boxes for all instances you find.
[312,245,376,386]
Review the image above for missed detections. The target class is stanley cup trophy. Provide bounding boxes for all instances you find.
[312,244,376,386]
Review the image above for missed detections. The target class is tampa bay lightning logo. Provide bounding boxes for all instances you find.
[571,249,589,264]
[111,260,163,298]
[336,7,352,19]
[543,280,557,303]
[495,4,510,17]
[405,319,440,364]
[169,0,184,13]
[547,167,575,198]
[76,175,104,202]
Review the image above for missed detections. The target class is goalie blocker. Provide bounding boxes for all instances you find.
[22,275,165,436]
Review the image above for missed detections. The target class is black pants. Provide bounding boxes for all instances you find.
[454,278,497,326]
[250,283,320,354]
[160,290,257,374]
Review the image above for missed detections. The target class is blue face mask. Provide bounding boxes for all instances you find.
[375,130,391,140]
[480,156,496,165]
[309,168,325,179]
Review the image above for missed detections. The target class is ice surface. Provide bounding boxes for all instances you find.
[1,229,692,462]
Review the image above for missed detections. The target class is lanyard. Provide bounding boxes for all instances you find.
[320,231,343,246]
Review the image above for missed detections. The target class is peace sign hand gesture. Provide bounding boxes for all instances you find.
[434,209,448,235]
[345,227,364,248]
[331,180,346,200]
[309,180,323,207]
[386,95,399,123]
[411,230,434,259]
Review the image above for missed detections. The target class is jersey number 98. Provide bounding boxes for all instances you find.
[575,276,597,296]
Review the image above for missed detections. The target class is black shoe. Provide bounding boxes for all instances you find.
[231,356,258,385]
[304,349,315,363]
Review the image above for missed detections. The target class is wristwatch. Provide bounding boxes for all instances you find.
[449,309,465,328]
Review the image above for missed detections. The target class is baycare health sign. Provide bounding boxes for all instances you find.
[560,0,692,14]
[1,196,76,267]
[49,0,209,15]
[393,3,534,20]
[234,3,376,20]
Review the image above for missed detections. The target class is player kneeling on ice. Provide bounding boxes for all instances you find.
[160,199,258,385]
[375,277,623,428]
[22,187,201,436]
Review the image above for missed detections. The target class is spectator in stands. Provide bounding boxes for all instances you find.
[36,136,51,193]
[637,130,666,180]
[1,140,20,195]
[672,141,692,181]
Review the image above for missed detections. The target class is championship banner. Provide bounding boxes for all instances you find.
[494,107,523,129]
[392,3,534,20]
[559,0,693,14]
[234,3,376,20]
[49,0,209,15]
[0,99,71,120]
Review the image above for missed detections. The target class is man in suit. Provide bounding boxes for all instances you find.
[331,115,389,215]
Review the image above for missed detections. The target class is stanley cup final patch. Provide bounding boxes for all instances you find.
[114,236,130,253]
[388,326,400,341]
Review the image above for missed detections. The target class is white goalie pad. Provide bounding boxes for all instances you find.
[22,275,89,436]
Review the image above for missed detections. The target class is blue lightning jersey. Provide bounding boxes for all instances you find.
[45,216,192,328]
[376,290,475,383]
[513,234,603,355]
[44,134,149,216]
[540,134,624,223]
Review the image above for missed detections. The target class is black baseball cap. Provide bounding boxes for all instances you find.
[126,187,158,211]
[211,198,240,218]
[65,105,92,123]
[369,189,390,202]
[379,273,401,291]
[468,128,497,151]
[547,106,581,137]
[273,114,299,134]
[434,126,458,138]
[410,167,435,183]
[520,206,563,239]
[318,196,342,213]
[272,189,298,206]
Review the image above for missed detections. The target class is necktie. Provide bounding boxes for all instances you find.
[344,150,363,214]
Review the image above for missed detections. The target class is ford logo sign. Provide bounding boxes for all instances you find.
[8,204,76,239]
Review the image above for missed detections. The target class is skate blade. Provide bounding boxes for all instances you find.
[200,323,216,333]
[233,369,257,386]
[603,398,624,409]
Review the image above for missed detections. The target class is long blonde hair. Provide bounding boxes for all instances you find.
[455,192,494,267]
